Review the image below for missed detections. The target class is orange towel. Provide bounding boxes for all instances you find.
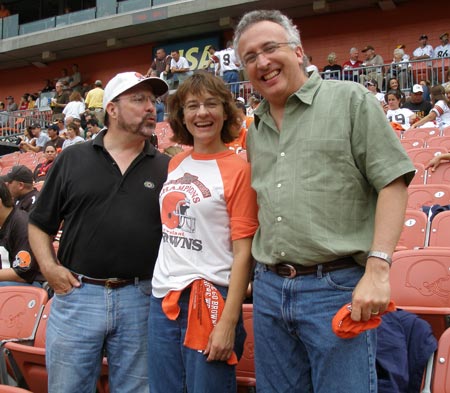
[332,300,397,339]
[162,279,238,365]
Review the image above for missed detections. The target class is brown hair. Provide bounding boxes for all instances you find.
[430,85,448,105]
[168,71,241,146]
[69,91,83,102]
[66,122,80,136]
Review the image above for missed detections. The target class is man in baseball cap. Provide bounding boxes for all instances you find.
[403,84,433,119]
[0,165,39,212]
[28,71,170,392]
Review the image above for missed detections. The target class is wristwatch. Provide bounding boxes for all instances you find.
[367,251,392,267]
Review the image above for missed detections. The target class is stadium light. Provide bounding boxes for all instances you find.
[42,51,56,61]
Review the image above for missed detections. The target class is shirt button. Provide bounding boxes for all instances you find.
[277,183,282,188]
[277,216,282,222]
[280,152,286,157]
[280,251,286,257]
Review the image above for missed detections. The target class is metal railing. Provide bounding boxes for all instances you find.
[0,109,52,137]
[318,56,449,93]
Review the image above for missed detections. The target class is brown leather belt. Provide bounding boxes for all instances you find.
[267,257,357,279]
[72,273,151,289]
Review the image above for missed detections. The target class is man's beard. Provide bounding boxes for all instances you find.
[117,112,155,138]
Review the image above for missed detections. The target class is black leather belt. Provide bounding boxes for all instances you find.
[267,257,356,279]
[72,272,151,289]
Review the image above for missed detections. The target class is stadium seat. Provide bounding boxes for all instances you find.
[5,300,109,393]
[428,211,450,248]
[406,147,448,167]
[430,327,450,393]
[427,135,450,150]
[396,209,428,250]
[426,162,450,185]
[442,126,450,137]
[400,137,425,150]
[410,163,426,185]
[0,287,48,342]
[0,386,33,392]
[390,249,450,339]
[2,300,51,392]
[407,184,450,210]
[404,127,441,142]
[236,304,256,391]
[0,287,48,385]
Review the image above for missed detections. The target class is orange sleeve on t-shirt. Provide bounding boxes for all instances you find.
[216,154,258,240]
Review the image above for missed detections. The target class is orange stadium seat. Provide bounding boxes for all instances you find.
[396,209,428,250]
[401,137,425,150]
[427,136,450,150]
[390,249,450,339]
[426,163,450,185]
[0,287,48,341]
[410,163,426,185]
[406,147,448,167]
[428,211,450,248]
[236,304,256,391]
[407,184,450,210]
[430,327,450,393]
[0,287,48,385]
[404,127,441,142]
[5,299,109,393]
[0,386,33,392]
[4,300,51,393]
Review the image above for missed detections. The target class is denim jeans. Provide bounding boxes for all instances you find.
[148,286,246,393]
[155,101,165,123]
[253,263,377,393]
[222,71,239,95]
[46,279,152,393]
[0,281,41,287]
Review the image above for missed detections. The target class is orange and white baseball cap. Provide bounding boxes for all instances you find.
[103,71,168,109]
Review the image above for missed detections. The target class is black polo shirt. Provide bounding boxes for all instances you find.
[29,129,169,279]
[0,208,42,283]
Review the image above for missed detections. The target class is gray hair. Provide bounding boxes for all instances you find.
[233,10,301,61]
[393,48,404,57]
[349,47,358,54]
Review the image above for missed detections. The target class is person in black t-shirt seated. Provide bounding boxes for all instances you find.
[0,166,39,212]
[402,84,433,120]
[0,181,44,287]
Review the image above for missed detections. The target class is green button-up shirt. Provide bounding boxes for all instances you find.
[248,73,415,266]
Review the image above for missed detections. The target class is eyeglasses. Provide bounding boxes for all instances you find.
[183,99,223,114]
[114,94,156,106]
[242,42,296,66]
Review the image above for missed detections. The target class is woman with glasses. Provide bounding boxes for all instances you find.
[148,71,258,392]
[33,144,57,182]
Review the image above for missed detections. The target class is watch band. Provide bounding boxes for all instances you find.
[367,251,392,267]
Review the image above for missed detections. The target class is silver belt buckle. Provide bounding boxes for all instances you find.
[279,263,297,279]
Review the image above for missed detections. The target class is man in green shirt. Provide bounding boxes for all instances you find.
[234,10,415,393]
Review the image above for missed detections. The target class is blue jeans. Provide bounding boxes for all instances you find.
[148,286,246,393]
[253,263,377,393]
[222,70,240,95]
[46,279,152,393]
[155,101,165,122]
